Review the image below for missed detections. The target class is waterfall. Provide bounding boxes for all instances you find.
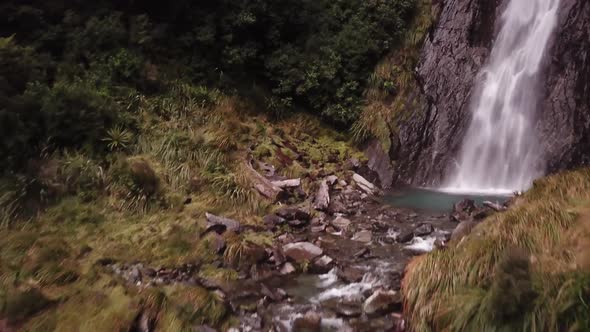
[443,0,561,194]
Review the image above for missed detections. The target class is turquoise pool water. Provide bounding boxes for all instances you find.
[383,188,510,213]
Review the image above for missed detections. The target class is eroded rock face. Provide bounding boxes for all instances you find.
[393,0,590,186]
[539,0,590,173]
[393,0,500,186]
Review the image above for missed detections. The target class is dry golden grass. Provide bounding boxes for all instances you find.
[403,169,590,332]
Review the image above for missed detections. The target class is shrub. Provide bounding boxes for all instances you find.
[38,82,117,150]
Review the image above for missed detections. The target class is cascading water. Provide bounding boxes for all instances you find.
[444,0,561,194]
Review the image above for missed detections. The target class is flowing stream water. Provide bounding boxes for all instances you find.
[444,0,561,194]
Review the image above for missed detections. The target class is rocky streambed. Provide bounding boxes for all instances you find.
[102,161,510,332]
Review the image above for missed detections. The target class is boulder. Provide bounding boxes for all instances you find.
[263,214,286,230]
[483,200,506,212]
[331,216,351,231]
[363,289,401,316]
[453,199,476,214]
[352,173,378,195]
[396,230,414,243]
[271,178,301,189]
[293,311,322,332]
[337,266,365,283]
[311,255,334,273]
[243,160,282,201]
[283,242,323,262]
[313,180,330,210]
[280,262,296,275]
[326,175,339,185]
[352,230,372,243]
[204,213,241,234]
[414,223,434,236]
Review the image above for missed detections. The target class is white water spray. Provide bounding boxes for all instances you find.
[444,0,561,194]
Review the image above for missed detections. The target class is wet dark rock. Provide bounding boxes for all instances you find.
[271,245,286,266]
[142,267,157,278]
[451,211,472,223]
[453,199,476,214]
[414,223,434,237]
[293,311,322,332]
[287,219,308,228]
[276,207,311,221]
[363,289,401,316]
[250,264,275,281]
[364,139,395,189]
[263,214,286,230]
[346,158,361,170]
[353,247,370,259]
[328,198,347,215]
[204,213,241,234]
[283,242,323,262]
[396,230,414,243]
[337,266,365,283]
[328,301,362,318]
[311,255,334,273]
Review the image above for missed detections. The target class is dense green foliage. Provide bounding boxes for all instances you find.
[0,0,415,170]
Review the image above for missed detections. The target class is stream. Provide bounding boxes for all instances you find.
[236,189,508,332]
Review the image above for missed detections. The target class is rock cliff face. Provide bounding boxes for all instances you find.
[539,0,590,173]
[391,0,590,187]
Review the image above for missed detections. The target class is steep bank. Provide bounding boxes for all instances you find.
[402,168,590,331]
[391,0,590,187]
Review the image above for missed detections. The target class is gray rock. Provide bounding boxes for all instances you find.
[271,178,301,188]
[280,262,296,275]
[352,230,372,243]
[483,200,506,212]
[326,175,339,185]
[414,223,434,236]
[331,216,351,231]
[283,242,323,262]
[363,289,402,316]
[352,173,377,195]
[204,213,241,234]
[313,180,330,210]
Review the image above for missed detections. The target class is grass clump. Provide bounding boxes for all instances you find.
[402,168,590,331]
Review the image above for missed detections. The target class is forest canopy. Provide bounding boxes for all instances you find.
[0,0,415,169]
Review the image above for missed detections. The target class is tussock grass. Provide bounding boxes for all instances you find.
[403,169,590,331]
